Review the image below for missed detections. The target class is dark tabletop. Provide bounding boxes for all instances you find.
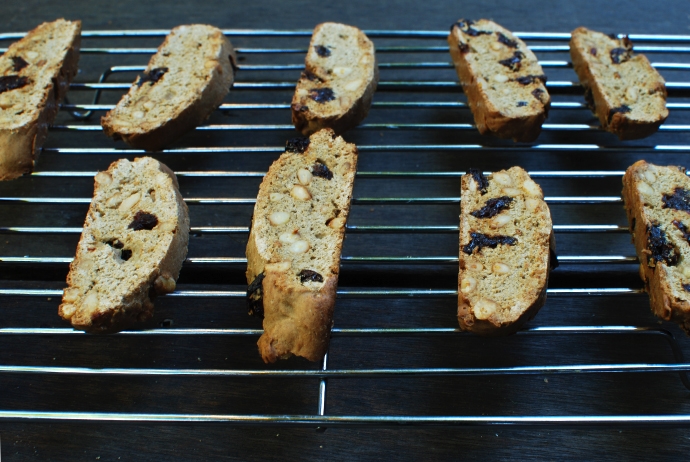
[2,0,690,460]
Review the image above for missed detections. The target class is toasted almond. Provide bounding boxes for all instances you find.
[490,41,503,51]
[270,192,284,202]
[133,111,145,119]
[460,277,477,293]
[328,217,346,229]
[467,261,483,271]
[492,172,513,186]
[474,298,499,320]
[297,168,313,186]
[266,261,291,272]
[333,66,352,77]
[344,79,363,91]
[291,184,312,201]
[268,211,290,226]
[492,262,510,274]
[118,192,141,212]
[491,213,512,228]
[522,179,543,198]
[626,86,638,102]
[94,171,112,186]
[502,187,522,196]
[526,198,541,212]
[637,181,654,197]
[82,290,100,314]
[644,170,657,183]
[493,74,509,83]
[26,51,39,60]
[289,240,310,254]
[279,231,300,244]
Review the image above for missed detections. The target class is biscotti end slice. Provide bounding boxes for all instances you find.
[622,161,690,333]
[59,157,190,334]
[291,22,378,136]
[0,19,81,181]
[458,167,555,335]
[570,28,668,140]
[101,24,236,151]
[448,19,550,143]
[246,128,358,362]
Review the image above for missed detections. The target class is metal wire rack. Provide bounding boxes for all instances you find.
[2,28,690,428]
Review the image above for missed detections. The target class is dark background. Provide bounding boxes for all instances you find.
[2,0,690,460]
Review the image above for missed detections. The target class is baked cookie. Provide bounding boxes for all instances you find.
[622,160,690,333]
[458,167,556,335]
[448,19,550,142]
[59,157,190,333]
[101,24,236,150]
[291,22,378,136]
[570,27,668,140]
[246,129,357,362]
[0,19,81,180]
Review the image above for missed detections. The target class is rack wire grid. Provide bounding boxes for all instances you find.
[2,28,690,428]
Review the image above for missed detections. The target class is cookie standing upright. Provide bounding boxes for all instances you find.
[102,24,236,150]
[291,22,378,136]
[570,27,668,140]
[59,157,190,333]
[246,129,358,363]
[448,19,550,142]
[458,167,556,335]
[0,19,81,180]
[622,161,690,333]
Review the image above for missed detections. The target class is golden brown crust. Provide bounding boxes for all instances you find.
[570,27,668,140]
[101,25,235,151]
[0,19,81,180]
[447,19,550,143]
[622,161,690,333]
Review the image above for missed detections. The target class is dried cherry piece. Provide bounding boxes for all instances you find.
[517,101,528,107]
[646,223,679,267]
[662,188,690,213]
[128,211,158,231]
[608,105,631,122]
[590,47,597,56]
[309,88,335,103]
[137,67,168,87]
[515,74,547,85]
[303,71,322,82]
[458,41,470,54]
[299,269,324,283]
[498,51,524,71]
[684,284,690,293]
[496,32,518,48]
[120,249,132,261]
[286,137,310,153]
[610,47,631,64]
[311,161,333,180]
[107,239,125,249]
[247,272,265,317]
[468,168,489,195]
[470,196,513,219]
[11,56,29,71]
[673,220,690,243]
[453,19,491,37]
[531,88,546,101]
[315,45,331,57]
[0,75,29,94]
[462,232,517,255]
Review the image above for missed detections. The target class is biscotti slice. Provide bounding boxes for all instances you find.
[101,24,236,150]
[0,19,81,180]
[622,161,690,333]
[448,19,550,142]
[570,28,668,140]
[59,157,190,333]
[246,129,358,363]
[291,22,378,136]
[458,167,556,335]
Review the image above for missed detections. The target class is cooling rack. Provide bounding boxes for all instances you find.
[2,29,690,428]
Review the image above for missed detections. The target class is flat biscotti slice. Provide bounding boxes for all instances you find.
[0,19,81,180]
[570,28,668,140]
[246,129,357,363]
[291,22,378,136]
[448,19,550,142]
[101,24,236,150]
[458,167,556,335]
[622,161,690,333]
[59,157,190,333]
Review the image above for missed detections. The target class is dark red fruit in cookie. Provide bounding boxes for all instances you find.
[11,56,29,71]
[137,67,168,87]
[517,101,528,107]
[673,220,690,243]
[128,211,158,231]
[663,188,690,213]
[286,137,310,153]
[299,269,324,283]
[470,196,513,218]
[458,41,470,54]
[515,75,547,85]
[453,19,491,37]
[247,272,265,317]
[610,47,632,64]
[120,249,132,261]
[0,75,29,94]
[310,88,335,103]
[311,161,333,180]
[608,105,631,122]
[315,45,331,57]
[468,168,489,195]
[646,223,678,267]
[496,32,518,48]
[498,51,524,71]
[462,232,517,255]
